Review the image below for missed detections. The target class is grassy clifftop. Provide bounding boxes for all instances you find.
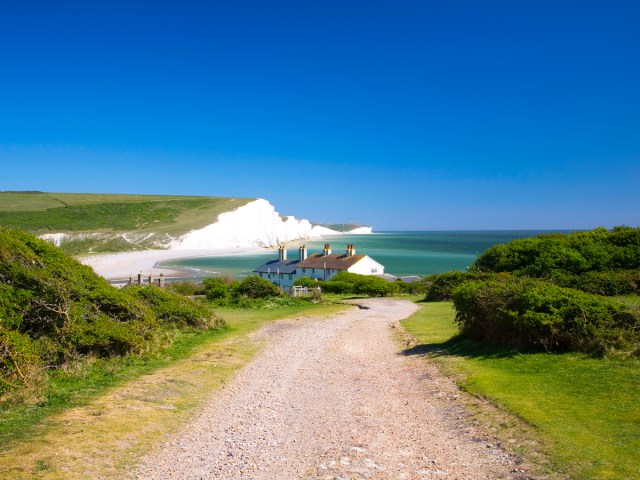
[0,192,254,254]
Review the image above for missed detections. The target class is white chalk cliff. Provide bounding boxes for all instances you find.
[169,199,370,250]
[39,198,371,251]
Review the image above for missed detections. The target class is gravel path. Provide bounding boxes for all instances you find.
[133,299,522,479]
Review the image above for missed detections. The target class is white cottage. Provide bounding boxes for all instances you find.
[254,243,385,288]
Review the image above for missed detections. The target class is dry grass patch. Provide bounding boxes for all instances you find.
[0,303,347,479]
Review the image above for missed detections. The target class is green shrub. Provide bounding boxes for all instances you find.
[452,277,640,355]
[0,227,225,399]
[320,272,393,297]
[168,281,205,296]
[293,276,318,288]
[127,285,223,329]
[424,271,496,301]
[320,280,353,294]
[472,226,640,277]
[393,279,429,295]
[233,275,281,299]
[202,277,234,303]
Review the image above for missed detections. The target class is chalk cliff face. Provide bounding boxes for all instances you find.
[40,198,371,251]
[169,199,371,249]
[169,199,313,249]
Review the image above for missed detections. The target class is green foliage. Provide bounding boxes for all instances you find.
[392,279,430,295]
[470,226,640,299]
[401,303,640,480]
[202,277,235,304]
[0,227,224,400]
[423,271,496,301]
[0,192,254,254]
[292,276,319,288]
[0,200,202,232]
[167,281,205,297]
[320,271,394,297]
[233,275,281,299]
[127,285,223,329]
[452,276,640,355]
[472,226,640,276]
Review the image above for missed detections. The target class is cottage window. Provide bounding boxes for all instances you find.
[302,268,306,273]
[289,274,293,280]
[371,269,378,273]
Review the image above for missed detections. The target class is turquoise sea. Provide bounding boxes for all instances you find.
[160,231,566,279]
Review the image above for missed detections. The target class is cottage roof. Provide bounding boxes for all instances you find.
[253,258,300,274]
[296,253,366,270]
[397,275,422,283]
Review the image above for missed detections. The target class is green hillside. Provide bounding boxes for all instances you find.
[0,227,224,401]
[0,192,254,254]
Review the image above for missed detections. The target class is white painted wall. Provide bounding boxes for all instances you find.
[347,256,385,275]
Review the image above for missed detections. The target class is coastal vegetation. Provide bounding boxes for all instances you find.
[0,227,223,404]
[405,226,640,478]
[0,298,347,479]
[421,227,640,356]
[294,272,428,297]
[401,302,640,480]
[0,191,253,254]
[0,226,349,477]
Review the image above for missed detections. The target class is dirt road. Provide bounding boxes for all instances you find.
[133,299,521,479]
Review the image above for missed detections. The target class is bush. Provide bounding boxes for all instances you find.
[0,227,225,399]
[127,285,223,329]
[233,275,281,299]
[168,281,205,296]
[202,277,234,303]
[472,227,640,277]
[393,279,429,295]
[452,276,640,355]
[293,276,319,288]
[424,271,496,301]
[320,272,394,297]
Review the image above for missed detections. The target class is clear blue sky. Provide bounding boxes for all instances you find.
[1,1,639,230]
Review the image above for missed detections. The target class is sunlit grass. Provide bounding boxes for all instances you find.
[401,302,640,480]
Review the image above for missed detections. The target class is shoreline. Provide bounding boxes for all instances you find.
[78,246,269,281]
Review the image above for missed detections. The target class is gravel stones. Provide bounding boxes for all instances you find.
[133,299,523,479]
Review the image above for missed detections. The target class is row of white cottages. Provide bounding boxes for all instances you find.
[254,243,385,288]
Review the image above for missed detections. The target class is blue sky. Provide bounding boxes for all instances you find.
[1,1,639,230]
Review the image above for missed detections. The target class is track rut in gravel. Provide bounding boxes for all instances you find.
[133,298,522,479]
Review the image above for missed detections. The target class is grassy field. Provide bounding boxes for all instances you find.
[0,191,253,234]
[0,301,348,479]
[401,302,640,480]
[0,192,254,253]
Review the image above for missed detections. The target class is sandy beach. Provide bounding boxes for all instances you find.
[79,247,266,281]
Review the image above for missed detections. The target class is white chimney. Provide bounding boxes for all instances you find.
[323,243,332,256]
[299,244,307,261]
[279,245,287,261]
[346,244,356,257]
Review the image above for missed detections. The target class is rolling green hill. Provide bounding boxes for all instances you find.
[0,192,254,254]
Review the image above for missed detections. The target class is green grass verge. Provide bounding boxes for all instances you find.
[401,302,640,480]
[0,302,345,447]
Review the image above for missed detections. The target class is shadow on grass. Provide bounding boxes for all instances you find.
[402,335,528,360]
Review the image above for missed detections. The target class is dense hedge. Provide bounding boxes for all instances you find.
[423,271,497,301]
[469,226,640,297]
[0,227,223,398]
[452,277,640,355]
[472,226,640,276]
[319,272,395,297]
